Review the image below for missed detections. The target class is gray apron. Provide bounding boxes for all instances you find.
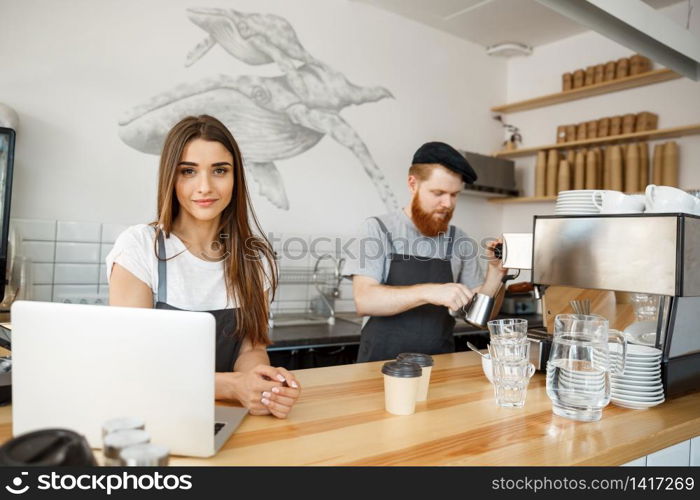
[357,218,456,362]
[153,228,242,372]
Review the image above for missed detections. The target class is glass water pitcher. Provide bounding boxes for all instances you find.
[546,314,626,422]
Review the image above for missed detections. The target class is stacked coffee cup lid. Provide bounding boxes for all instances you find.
[381,353,434,415]
[487,319,535,408]
[101,416,170,466]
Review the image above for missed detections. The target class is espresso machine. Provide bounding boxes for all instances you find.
[531,213,700,398]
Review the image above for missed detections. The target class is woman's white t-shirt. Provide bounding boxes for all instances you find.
[106,224,270,311]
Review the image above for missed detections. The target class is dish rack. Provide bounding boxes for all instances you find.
[270,254,346,328]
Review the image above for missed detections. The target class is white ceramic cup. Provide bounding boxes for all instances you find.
[693,196,700,216]
[481,354,494,384]
[502,233,534,270]
[396,353,434,401]
[645,184,697,214]
[592,190,645,213]
[381,361,421,415]
[629,194,646,209]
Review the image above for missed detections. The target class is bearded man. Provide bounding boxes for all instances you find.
[346,142,508,363]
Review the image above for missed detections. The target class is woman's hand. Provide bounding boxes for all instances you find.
[216,366,280,415]
[257,365,301,419]
[216,365,301,418]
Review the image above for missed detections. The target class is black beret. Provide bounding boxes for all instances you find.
[411,141,477,184]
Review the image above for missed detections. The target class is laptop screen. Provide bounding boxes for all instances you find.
[0,127,16,305]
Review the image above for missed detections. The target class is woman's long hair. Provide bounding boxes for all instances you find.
[152,115,277,346]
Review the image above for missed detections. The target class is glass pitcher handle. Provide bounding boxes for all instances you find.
[527,363,536,378]
[608,329,627,374]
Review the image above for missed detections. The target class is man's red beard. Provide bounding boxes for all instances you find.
[411,193,454,237]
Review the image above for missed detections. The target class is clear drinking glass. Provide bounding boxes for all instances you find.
[546,314,626,422]
[488,337,530,362]
[631,294,659,322]
[491,358,536,408]
[487,318,528,340]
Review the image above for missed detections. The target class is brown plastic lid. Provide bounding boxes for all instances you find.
[381,361,422,378]
[396,353,434,367]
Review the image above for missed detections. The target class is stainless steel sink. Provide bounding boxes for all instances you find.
[334,314,364,326]
[270,314,331,327]
[269,311,363,328]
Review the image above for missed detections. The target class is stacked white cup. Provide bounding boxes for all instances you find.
[645,185,700,215]
[592,190,645,214]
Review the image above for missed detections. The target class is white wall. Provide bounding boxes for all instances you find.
[4,0,699,296]
[501,1,700,236]
[0,0,507,243]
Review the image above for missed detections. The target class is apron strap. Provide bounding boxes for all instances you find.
[445,225,456,259]
[156,227,167,303]
[371,217,396,255]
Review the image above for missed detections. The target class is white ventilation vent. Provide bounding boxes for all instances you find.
[486,42,533,57]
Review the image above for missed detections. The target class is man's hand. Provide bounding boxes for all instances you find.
[424,283,474,311]
[473,237,510,298]
[485,237,507,273]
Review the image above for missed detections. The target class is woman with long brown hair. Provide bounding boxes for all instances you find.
[107,115,300,418]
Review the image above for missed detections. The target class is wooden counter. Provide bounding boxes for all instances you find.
[1,351,699,466]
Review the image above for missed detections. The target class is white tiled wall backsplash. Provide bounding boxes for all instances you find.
[8,218,359,316]
[10,218,129,305]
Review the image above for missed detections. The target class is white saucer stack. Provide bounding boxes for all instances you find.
[555,190,600,215]
[557,367,605,393]
[609,344,664,409]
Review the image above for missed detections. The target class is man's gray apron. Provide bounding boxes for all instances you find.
[357,217,456,362]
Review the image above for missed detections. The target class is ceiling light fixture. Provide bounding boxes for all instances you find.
[486,42,533,57]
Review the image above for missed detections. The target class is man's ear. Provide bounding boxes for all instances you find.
[407,175,419,194]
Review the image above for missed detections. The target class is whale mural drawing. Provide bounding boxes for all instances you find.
[118,7,398,211]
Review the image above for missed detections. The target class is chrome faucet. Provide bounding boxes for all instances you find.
[312,253,346,324]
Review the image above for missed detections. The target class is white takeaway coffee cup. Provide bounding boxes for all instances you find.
[381,361,422,415]
[396,353,434,401]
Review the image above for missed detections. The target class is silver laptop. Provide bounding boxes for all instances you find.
[10,300,247,457]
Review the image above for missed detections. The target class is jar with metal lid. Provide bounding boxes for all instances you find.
[119,443,170,466]
[102,416,146,439]
[103,429,150,466]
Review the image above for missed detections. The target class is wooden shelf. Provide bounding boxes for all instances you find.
[488,195,557,204]
[491,123,700,158]
[491,69,681,114]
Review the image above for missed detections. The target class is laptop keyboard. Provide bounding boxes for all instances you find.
[214,422,225,435]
